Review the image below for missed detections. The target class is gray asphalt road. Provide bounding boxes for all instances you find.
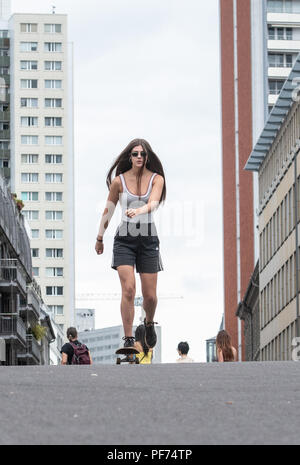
[0,361,300,445]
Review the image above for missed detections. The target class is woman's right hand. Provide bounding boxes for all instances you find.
[95,240,104,255]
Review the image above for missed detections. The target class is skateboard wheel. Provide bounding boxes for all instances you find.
[116,358,121,365]
[135,358,140,364]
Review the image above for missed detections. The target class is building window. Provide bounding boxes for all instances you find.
[21,172,39,182]
[45,229,63,239]
[46,267,63,277]
[20,60,38,70]
[45,154,62,164]
[45,192,63,202]
[32,267,39,277]
[45,79,62,89]
[46,248,63,258]
[21,79,38,89]
[45,173,63,183]
[21,98,38,108]
[31,248,39,258]
[45,98,62,108]
[21,117,38,127]
[44,60,62,71]
[48,305,64,315]
[0,48,9,57]
[21,191,39,201]
[20,42,38,52]
[44,42,62,52]
[46,286,63,296]
[23,210,39,220]
[20,23,38,33]
[268,26,293,40]
[44,24,62,33]
[21,135,38,145]
[45,117,62,127]
[45,210,63,220]
[269,80,285,95]
[31,229,39,239]
[268,53,293,68]
[45,136,63,145]
[0,30,9,38]
[21,154,39,164]
[0,141,9,150]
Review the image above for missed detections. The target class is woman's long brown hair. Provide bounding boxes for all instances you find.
[106,138,166,204]
[216,330,234,362]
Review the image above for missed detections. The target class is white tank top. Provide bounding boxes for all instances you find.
[119,172,157,224]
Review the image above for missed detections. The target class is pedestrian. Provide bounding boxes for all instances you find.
[216,330,237,362]
[134,324,153,364]
[61,327,92,365]
[176,341,194,363]
[95,139,166,351]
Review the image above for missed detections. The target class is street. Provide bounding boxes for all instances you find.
[0,361,300,445]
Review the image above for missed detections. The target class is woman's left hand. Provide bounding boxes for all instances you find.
[125,208,141,218]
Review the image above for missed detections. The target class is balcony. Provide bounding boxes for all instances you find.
[0,38,9,48]
[0,110,9,121]
[0,129,10,139]
[0,259,27,295]
[0,56,9,67]
[0,149,10,158]
[17,334,41,364]
[20,285,41,321]
[0,167,9,179]
[0,314,26,346]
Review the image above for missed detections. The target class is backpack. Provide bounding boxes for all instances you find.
[70,341,91,365]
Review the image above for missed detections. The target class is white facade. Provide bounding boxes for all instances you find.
[75,308,95,333]
[7,13,75,334]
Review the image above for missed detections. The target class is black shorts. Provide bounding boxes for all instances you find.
[111,222,163,274]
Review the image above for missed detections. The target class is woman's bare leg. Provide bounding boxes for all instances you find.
[117,265,136,337]
[140,273,158,323]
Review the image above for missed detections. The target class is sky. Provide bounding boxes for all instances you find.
[12,0,223,362]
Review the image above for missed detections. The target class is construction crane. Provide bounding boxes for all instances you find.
[76,293,184,323]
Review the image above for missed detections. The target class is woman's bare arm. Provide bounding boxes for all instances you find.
[95,177,121,254]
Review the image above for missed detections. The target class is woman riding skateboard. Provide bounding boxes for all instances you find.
[95,138,166,350]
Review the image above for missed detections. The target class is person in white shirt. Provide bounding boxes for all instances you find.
[176,341,194,363]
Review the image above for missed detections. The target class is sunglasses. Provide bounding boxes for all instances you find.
[131,151,146,158]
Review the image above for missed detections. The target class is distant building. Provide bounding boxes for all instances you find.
[75,308,95,333]
[79,325,162,364]
[206,315,224,363]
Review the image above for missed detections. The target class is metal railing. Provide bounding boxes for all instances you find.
[0,314,26,344]
[26,334,41,361]
[27,286,40,318]
[0,259,27,293]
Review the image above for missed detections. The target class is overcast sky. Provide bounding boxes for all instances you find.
[12,0,223,362]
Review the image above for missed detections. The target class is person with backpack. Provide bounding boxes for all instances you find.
[61,327,92,365]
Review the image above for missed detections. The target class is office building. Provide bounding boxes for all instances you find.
[0,1,75,334]
[220,0,300,359]
[245,53,300,360]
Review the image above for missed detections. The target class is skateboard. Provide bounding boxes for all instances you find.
[115,347,140,365]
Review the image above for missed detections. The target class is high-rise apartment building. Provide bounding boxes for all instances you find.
[0,1,75,334]
[220,0,300,359]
